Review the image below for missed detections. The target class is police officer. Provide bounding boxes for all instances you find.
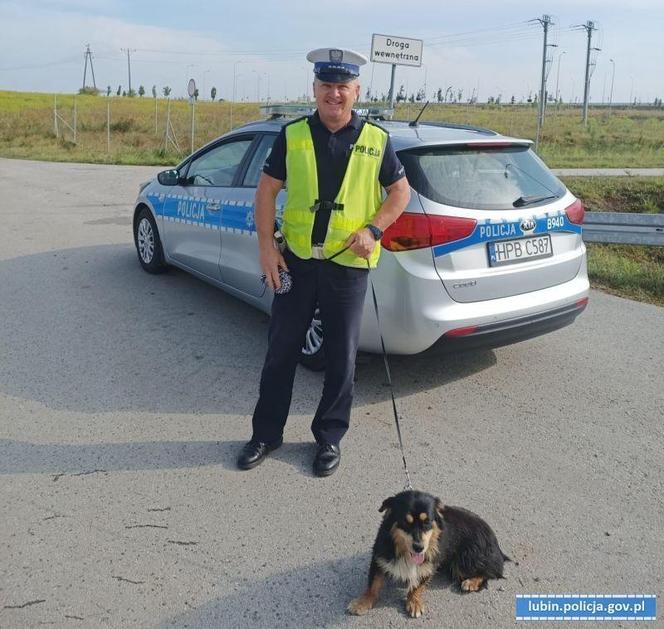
[237,47,410,476]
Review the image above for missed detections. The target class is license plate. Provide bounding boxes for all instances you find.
[487,234,553,267]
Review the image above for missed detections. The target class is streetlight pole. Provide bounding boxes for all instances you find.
[252,70,261,102]
[609,58,615,111]
[555,50,566,107]
[423,64,427,101]
[231,60,242,129]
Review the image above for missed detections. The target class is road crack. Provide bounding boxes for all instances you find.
[4,599,46,609]
[111,575,145,585]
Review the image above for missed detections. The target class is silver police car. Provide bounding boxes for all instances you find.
[133,106,588,369]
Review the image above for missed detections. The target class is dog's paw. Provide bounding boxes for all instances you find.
[347,596,373,616]
[461,576,485,592]
[405,597,425,618]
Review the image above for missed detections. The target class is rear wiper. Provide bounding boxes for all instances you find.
[513,194,558,207]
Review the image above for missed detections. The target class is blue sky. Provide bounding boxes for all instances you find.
[0,0,662,103]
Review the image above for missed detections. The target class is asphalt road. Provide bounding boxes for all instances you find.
[1,158,662,629]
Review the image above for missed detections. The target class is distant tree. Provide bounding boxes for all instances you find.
[407,93,415,103]
[122,90,126,97]
[511,95,515,105]
[495,94,501,105]
[457,89,463,102]
[193,88,199,101]
[106,85,111,97]
[416,88,425,102]
[211,86,217,101]
[163,86,171,97]
[152,85,157,98]
[365,87,371,100]
[128,88,136,97]
[116,85,122,96]
[436,88,443,103]
[488,96,494,104]
[138,85,145,97]
[396,84,406,102]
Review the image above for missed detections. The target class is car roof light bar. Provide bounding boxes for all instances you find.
[260,104,394,120]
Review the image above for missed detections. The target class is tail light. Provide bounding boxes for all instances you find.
[565,199,585,224]
[381,212,477,252]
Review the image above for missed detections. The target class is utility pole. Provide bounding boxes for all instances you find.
[532,14,555,152]
[82,44,97,90]
[121,48,135,95]
[574,20,599,125]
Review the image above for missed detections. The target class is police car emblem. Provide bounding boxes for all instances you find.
[329,49,343,62]
[520,218,536,233]
[246,210,255,229]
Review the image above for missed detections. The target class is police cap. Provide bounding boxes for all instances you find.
[306,48,367,83]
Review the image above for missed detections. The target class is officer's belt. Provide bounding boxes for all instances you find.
[310,200,344,213]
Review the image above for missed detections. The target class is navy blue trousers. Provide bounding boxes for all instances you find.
[251,249,368,446]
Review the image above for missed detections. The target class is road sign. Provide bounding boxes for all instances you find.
[187,78,196,98]
[371,34,423,67]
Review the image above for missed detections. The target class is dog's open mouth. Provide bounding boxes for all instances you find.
[409,551,426,565]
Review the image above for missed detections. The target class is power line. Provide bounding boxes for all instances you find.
[0,56,79,72]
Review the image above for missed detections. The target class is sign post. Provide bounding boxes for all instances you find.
[371,34,423,108]
[187,78,196,154]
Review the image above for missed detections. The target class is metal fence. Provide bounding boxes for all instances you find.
[583,212,664,246]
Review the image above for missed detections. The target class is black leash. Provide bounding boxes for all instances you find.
[327,244,413,490]
[366,261,413,491]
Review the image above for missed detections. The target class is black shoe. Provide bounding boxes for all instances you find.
[237,438,283,470]
[313,443,341,477]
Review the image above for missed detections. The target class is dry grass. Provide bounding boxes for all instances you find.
[1,90,663,167]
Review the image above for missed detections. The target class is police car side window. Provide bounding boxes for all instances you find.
[243,134,277,187]
[186,138,253,187]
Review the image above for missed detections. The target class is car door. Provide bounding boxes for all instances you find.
[161,135,255,280]
[219,133,281,297]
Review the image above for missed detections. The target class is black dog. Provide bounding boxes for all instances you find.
[348,490,509,618]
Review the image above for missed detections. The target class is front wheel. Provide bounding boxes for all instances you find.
[299,309,326,371]
[134,208,167,274]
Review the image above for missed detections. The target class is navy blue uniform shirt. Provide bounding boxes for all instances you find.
[263,110,406,245]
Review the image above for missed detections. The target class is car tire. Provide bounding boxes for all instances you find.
[134,207,167,274]
[299,309,326,371]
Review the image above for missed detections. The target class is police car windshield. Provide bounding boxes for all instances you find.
[398,145,565,211]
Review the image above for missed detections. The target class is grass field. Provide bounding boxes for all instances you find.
[559,176,664,307]
[1,90,663,168]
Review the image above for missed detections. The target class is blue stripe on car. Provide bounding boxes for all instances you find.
[146,193,284,235]
[432,213,582,258]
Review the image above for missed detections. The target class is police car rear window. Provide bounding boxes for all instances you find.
[398,145,565,211]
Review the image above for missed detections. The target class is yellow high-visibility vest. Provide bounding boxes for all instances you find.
[282,117,387,268]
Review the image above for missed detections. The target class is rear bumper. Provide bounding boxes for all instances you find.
[440,298,588,352]
[358,248,589,354]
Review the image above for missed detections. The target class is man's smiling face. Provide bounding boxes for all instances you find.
[314,78,359,127]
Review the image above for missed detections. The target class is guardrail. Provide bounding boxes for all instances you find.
[583,212,664,246]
